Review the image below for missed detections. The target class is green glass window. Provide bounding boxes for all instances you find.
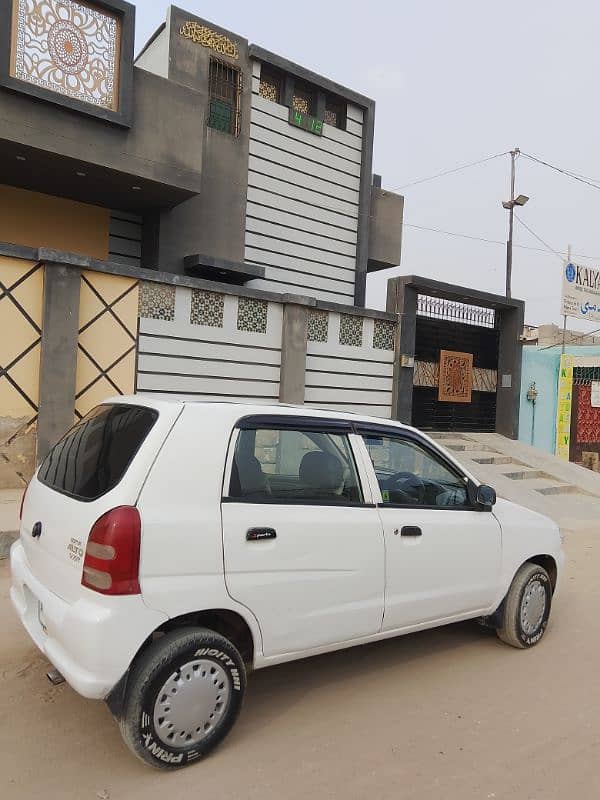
[207,59,241,136]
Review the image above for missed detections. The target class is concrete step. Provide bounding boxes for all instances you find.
[502,469,553,481]
[471,455,525,466]
[445,442,499,453]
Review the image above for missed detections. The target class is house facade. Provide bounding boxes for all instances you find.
[0,1,404,488]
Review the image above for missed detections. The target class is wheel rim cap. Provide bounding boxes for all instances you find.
[153,659,231,747]
[520,579,546,635]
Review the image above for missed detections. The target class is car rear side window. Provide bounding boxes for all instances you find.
[38,404,158,501]
[228,427,363,504]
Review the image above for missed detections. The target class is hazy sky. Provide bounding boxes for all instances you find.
[133,0,600,331]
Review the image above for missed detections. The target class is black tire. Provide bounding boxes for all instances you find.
[496,563,552,649]
[119,627,246,769]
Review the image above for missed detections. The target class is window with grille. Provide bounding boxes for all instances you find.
[259,65,283,104]
[292,81,316,116]
[208,58,241,136]
[324,94,347,129]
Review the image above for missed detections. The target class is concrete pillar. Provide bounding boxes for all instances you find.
[37,264,81,461]
[387,278,417,423]
[496,302,525,439]
[279,302,309,404]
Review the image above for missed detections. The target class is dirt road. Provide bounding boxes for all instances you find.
[1,531,599,800]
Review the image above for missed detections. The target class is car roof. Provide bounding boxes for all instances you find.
[102,395,414,432]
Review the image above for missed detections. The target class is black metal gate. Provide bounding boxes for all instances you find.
[412,296,500,433]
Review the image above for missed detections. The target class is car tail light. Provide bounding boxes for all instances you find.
[82,507,141,595]
[19,484,28,520]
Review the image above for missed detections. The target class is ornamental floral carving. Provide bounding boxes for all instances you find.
[438,350,473,404]
[179,21,239,59]
[10,0,120,110]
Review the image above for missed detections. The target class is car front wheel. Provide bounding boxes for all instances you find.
[119,627,246,768]
[496,562,552,649]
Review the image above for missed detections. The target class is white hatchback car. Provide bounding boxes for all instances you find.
[11,398,563,768]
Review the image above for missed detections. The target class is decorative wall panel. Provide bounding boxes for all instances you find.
[75,271,138,419]
[372,319,395,351]
[415,360,496,393]
[339,314,363,347]
[237,297,268,333]
[0,256,43,487]
[438,350,473,404]
[139,282,175,321]
[10,0,121,110]
[190,290,224,328]
[307,310,328,343]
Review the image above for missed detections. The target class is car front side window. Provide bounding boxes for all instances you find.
[362,434,470,508]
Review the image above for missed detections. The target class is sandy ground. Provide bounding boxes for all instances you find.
[1,531,599,800]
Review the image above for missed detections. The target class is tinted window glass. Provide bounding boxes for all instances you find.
[229,428,363,503]
[38,405,158,501]
[362,434,469,507]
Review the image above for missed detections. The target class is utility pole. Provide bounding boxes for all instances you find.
[562,244,571,355]
[502,148,528,298]
[506,149,517,298]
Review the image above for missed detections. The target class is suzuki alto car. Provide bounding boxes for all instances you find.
[10,398,563,768]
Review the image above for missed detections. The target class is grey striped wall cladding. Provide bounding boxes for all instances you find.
[305,311,395,418]
[137,284,282,402]
[244,63,364,304]
[109,210,142,268]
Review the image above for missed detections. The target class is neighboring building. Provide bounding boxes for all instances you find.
[519,345,600,469]
[522,324,600,347]
[0,1,403,487]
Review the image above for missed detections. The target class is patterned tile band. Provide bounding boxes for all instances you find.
[190,290,224,328]
[372,319,396,351]
[307,310,329,342]
[237,297,268,333]
[414,360,497,393]
[339,314,363,347]
[138,282,175,321]
[11,0,120,110]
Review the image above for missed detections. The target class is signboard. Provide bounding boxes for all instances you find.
[289,108,323,136]
[561,261,600,322]
[555,354,574,459]
[592,381,600,408]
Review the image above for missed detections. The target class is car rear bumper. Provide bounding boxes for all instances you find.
[10,539,167,700]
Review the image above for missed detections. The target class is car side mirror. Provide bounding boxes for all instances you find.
[476,484,496,510]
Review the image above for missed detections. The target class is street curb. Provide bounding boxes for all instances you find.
[0,531,18,559]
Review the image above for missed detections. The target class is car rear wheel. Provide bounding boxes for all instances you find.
[496,563,552,649]
[119,628,246,768]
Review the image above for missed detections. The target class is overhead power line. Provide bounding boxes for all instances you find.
[513,215,565,263]
[403,221,600,261]
[521,152,600,191]
[395,151,509,190]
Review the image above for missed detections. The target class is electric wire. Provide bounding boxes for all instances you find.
[394,151,510,190]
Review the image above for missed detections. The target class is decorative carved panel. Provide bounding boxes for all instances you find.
[438,350,473,404]
[10,0,121,110]
[179,21,238,59]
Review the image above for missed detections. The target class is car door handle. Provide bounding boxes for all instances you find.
[397,526,422,537]
[246,527,277,541]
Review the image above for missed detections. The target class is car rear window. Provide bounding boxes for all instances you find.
[38,404,158,501]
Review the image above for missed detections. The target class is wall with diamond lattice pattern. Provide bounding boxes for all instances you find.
[75,270,139,419]
[0,256,43,487]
